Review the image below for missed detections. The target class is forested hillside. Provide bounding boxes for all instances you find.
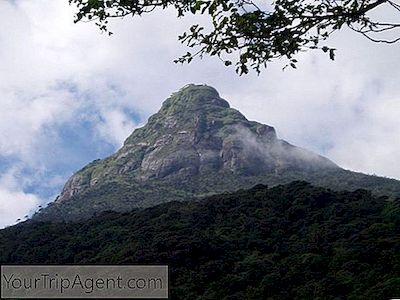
[2,181,399,299]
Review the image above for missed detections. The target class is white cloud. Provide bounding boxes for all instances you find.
[0,188,39,228]
[0,89,77,158]
[327,93,400,178]
[0,0,145,159]
[0,168,41,228]
[96,110,137,146]
[219,28,400,179]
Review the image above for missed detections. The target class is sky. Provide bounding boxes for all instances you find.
[0,0,399,228]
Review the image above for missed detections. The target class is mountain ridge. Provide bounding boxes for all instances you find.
[34,84,400,222]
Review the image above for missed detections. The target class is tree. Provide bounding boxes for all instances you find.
[69,0,400,74]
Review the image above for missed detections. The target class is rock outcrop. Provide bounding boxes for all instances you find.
[35,84,347,221]
[55,84,336,204]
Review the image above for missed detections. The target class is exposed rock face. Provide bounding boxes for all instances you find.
[37,84,340,221]
[56,85,336,202]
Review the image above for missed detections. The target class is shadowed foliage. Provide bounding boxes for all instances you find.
[2,181,399,299]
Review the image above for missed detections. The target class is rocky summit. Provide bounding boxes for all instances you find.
[34,84,400,221]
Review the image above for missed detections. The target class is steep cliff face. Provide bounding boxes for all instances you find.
[33,84,400,222]
[52,84,336,208]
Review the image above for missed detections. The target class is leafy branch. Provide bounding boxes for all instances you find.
[69,0,400,74]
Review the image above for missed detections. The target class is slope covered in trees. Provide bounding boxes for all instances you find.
[1,181,399,299]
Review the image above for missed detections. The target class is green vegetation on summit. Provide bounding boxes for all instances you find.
[34,84,400,222]
[2,182,400,299]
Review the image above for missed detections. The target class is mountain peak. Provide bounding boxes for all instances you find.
[160,84,230,113]
[123,84,250,146]
[153,84,233,124]
[35,84,341,221]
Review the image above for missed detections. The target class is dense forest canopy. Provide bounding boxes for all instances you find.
[69,0,400,74]
[2,181,399,299]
